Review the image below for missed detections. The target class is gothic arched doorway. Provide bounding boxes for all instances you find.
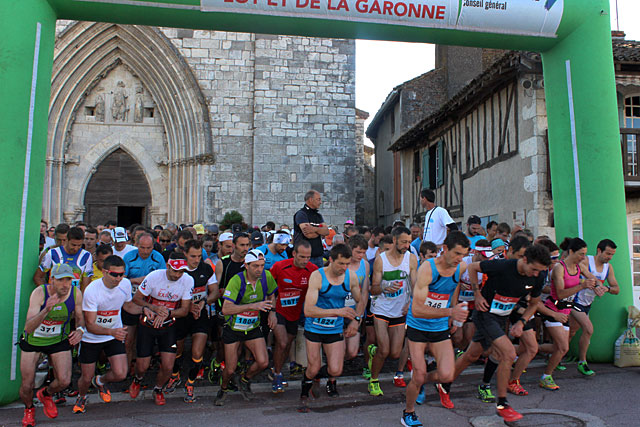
[84,149,152,227]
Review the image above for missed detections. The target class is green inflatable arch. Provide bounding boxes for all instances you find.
[0,0,631,404]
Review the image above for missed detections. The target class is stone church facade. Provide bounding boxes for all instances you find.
[46,21,358,227]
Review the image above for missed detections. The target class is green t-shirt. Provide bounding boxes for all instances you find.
[222,271,277,332]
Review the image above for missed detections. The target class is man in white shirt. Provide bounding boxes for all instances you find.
[112,227,136,258]
[419,189,455,248]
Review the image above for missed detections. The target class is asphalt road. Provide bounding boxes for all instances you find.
[2,362,639,426]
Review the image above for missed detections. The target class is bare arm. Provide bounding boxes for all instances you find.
[606,264,620,295]
[222,297,272,316]
[469,261,489,311]
[171,298,191,319]
[369,255,383,296]
[411,261,466,321]
[554,264,593,300]
[359,262,371,317]
[24,287,53,334]
[68,289,85,345]
[33,269,46,286]
[409,253,419,291]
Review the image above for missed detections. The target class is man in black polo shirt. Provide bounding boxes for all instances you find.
[294,190,329,268]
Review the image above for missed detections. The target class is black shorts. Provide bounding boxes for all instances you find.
[79,339,126,364]
[276,312,298,336]
[209,314,221,341]
[406,327,450,343]
[472,310,508,350]
[121,308,140,327]
[572,302,592,314]
[304,330,344,344]
[221,325,264,344]
[19,337,71,355]
[365,299,374,326]
[373,313,406,327]
[136,323,177,357]
[176,308,210,340]
[508,311,535,331]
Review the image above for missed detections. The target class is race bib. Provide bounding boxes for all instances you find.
[96,310,119,328]
[489,294,520,316]
[151,298,179,310]
[71,279,80,288]
[344,292,356,307]
[386,282,404,299]
[425,292,449,309]
[192,286,207,302]
[234,310,259,331]
[459,290,475,302]
[312,317,337,328]
[280,290,301,308]
[34,319,64,338]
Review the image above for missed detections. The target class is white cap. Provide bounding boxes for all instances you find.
[245,248,265,264]
[113,227,128,243]
[274,233,292,245]
[219,232,233,243]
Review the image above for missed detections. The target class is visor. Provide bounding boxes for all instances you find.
[245,249,265,264]
[168,258,191,271]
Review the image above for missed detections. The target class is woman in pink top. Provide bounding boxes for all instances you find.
[539,237,595,391]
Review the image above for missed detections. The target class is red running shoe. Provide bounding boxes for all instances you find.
[22,407,36,427]
[435,383,454,409]
[36,388,58,419]
[129,379,141,399]
[393,374,406,387]
[154,389,166,406]
[497,404,523,422]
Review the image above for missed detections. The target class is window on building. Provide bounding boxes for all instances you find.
[85,106,96,117]
[624,96,640,177]
[422,141,444,190]
[414,151,421,182]
[390,111,396,135]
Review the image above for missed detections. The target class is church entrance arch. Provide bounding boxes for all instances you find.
[84,148,152,227]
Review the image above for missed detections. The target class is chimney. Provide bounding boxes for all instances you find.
[612,30,626,40]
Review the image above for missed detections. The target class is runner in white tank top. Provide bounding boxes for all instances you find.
[569,240,620,376]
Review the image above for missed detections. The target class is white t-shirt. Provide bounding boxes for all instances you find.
[113,244,136,259]
[44,236,55,250]
[82,278,132,344]
[138,269,194,311]
[366,246,378,262]
[422,206,454,245]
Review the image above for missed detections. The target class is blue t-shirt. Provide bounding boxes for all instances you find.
[467,235,484,249]
[257,244,288,270]
[124,249,166,279]
[411,238,422,255]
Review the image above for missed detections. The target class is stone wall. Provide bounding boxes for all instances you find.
[49,22,357,227]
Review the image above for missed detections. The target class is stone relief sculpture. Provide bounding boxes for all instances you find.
[111,81,129,122]
[134,86,144,123]
[95,94,105,122]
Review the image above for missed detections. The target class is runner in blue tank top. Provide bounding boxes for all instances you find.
[402,231,470,427]
[300,244,362,412]
[344,235,370,361]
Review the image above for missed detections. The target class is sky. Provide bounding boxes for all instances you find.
[355,0,640,146]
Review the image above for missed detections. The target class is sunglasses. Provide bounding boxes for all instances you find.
[160,239,171,243]
[106,270,125,278]
[551,255,559,260]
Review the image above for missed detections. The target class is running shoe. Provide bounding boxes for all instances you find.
[289,362,305,376]
[96,362,107,376]
[64,386,79,397]
[22,406,36,427]
[72,395,87,414]
[577,362,595,376]
[36,388,58,419]
[497,404,523,422]
[91,376,111,403]
[415,385,426,405]
[394,373,406,388]
[455,349,465,359]
[165,374,182,393]
[214,388,229,406]
[435,383,454,409]
[326,379,339,397]
[477,384,495,403]
[184,383,196,403]
[37,357,49,371]
[555,362,566,371]
[53,392,66,405]
[196,366,205,380]
[239,377,253,400]
[368,379,384,396]
[153,388,166,406]
[208,360,222,385]
[367,344,377,373]
[272,373,285,394]
[128,378,141,399]
[401,410,423,427]
[362,367,371,380]
[507,379,528,396]
[539,375,560,390]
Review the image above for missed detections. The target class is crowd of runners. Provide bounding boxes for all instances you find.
[22,188,620,427]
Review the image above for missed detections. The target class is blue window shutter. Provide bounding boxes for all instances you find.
[436,140,444,188]
[422,150,430,189]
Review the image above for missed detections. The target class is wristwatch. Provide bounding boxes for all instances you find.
[76,326,86,334]
[354,316,362,322]
[518,317,527,326]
